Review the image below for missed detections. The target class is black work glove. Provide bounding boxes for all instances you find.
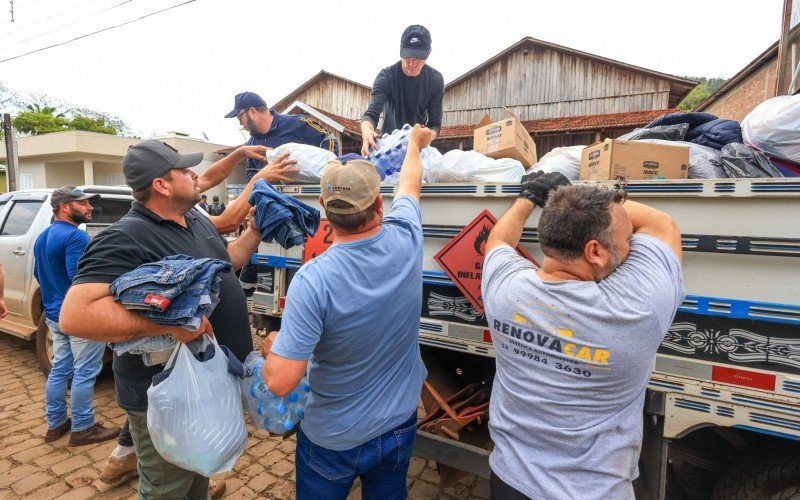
[519,171,571,207]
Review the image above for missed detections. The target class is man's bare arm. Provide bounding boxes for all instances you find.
[396,125,435,201]
[208,154,299,234]
[621,200,683,262]
[60,283,209,343]
[197,146,267,193]
[487,198,534,253]
[226,209,262,271]
[261,332,307,396]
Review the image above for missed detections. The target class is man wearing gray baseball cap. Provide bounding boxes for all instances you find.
[61,139,264,499]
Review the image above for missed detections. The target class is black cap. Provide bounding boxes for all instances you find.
[400,25,432,60]
[122,140,203,192]
[50,186,100,209]
[224,91,267,118]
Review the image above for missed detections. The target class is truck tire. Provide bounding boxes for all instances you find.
[35,314,54,375]
[713,447,800,499]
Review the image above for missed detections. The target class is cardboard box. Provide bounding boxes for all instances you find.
[580,139,689,181]
[473,112,537,168]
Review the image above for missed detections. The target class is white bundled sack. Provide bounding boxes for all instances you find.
[425,150,524,183]
[266,143,336,184]
[527,146,584,180]
[742,95,800,163]
[147,335,248,476]
[381,146,443,186]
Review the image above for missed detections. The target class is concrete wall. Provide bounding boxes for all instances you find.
[44,160,85,188]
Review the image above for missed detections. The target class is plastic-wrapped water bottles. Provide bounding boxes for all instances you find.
[369,124,412,176]
[239,352,309,435]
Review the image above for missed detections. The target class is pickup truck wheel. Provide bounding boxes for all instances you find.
[35,314,54,375]
[713,446,800,499]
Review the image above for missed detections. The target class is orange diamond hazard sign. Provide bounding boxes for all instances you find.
[434,209,537,314]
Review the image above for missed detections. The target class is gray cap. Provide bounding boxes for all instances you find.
[50,186,100,208]
[122,140,203,192]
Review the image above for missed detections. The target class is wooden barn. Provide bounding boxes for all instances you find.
[271,70,371,122]
[241,37,698,159]
[436,37,695,153]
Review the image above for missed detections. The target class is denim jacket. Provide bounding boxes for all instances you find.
[248,180,320,249]
[110,255,231,357]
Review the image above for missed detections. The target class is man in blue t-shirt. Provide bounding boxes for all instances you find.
[481,176,685,499]
[262,125,435,498]
[225,91,339,180]
[34,187,121,447]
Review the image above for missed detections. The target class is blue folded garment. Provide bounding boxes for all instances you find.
[248,180,320,249]
[646,112,742,150]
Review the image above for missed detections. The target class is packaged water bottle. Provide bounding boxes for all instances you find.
[250,379,274,400]
[287,404,304,425]
[267,416,294,434]
[392,143,406,172]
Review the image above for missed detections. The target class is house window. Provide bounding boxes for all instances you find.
[19,172,33,190]
[103,173,125,186]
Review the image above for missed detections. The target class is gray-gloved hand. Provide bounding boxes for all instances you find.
[519,171,571,207]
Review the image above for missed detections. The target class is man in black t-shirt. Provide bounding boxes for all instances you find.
[60,140,262,499]
[360,25,445,156]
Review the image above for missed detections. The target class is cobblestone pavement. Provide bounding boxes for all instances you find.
[0,333,488,499]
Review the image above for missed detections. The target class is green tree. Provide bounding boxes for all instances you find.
[12,106,69,135]
[69,115,117,134]
[677,76,728,111]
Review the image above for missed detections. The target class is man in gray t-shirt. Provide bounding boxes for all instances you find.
[481,178,685,499]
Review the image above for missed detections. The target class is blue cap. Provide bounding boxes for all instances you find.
[224,91,267,118]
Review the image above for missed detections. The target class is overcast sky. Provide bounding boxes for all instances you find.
[0,0,787,146]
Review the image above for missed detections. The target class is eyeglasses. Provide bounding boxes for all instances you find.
[236,109,247,120]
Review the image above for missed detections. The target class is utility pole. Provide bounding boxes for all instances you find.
[3,114,18,192]
[775,0,796,96]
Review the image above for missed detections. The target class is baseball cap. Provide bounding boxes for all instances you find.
[122,140,203,192]
[321,159,381,214]
[224,91,267,118]
[50,186,100,208]
[400,25,432,60]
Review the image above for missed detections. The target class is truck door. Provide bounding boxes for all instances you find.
[0,193,46,317]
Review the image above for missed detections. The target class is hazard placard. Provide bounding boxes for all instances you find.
[302,219,334,263]
[434,210,536,314]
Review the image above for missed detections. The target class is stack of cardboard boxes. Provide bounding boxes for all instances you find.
[470,112,690,181]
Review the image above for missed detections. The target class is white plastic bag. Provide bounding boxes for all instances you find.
[147,335,248,476]
[527,146,584,180]
[425,150,524,183]
[379,146,443,186]
[742,95,800,163]
[266,143,337,184]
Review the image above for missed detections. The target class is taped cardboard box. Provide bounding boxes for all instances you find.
[473,112,537,168]
[580,139,689,180]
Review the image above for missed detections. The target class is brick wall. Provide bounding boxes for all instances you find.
[703,62,777,122]
[703,58,793,122]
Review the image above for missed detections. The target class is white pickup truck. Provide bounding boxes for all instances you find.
[248,177,800,499]
[0,186,133,373]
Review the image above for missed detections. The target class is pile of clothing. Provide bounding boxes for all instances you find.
[248,179,320,249]
[110,255,231,357]
[616,110,785,179]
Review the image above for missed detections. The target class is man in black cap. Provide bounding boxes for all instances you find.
[225,90,339,180]
[61,140,264,499]
[360,24,445,156]
[34,187,122,447]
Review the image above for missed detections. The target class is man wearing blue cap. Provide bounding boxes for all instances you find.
[225,91,339,181]
[360,25,445,156]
